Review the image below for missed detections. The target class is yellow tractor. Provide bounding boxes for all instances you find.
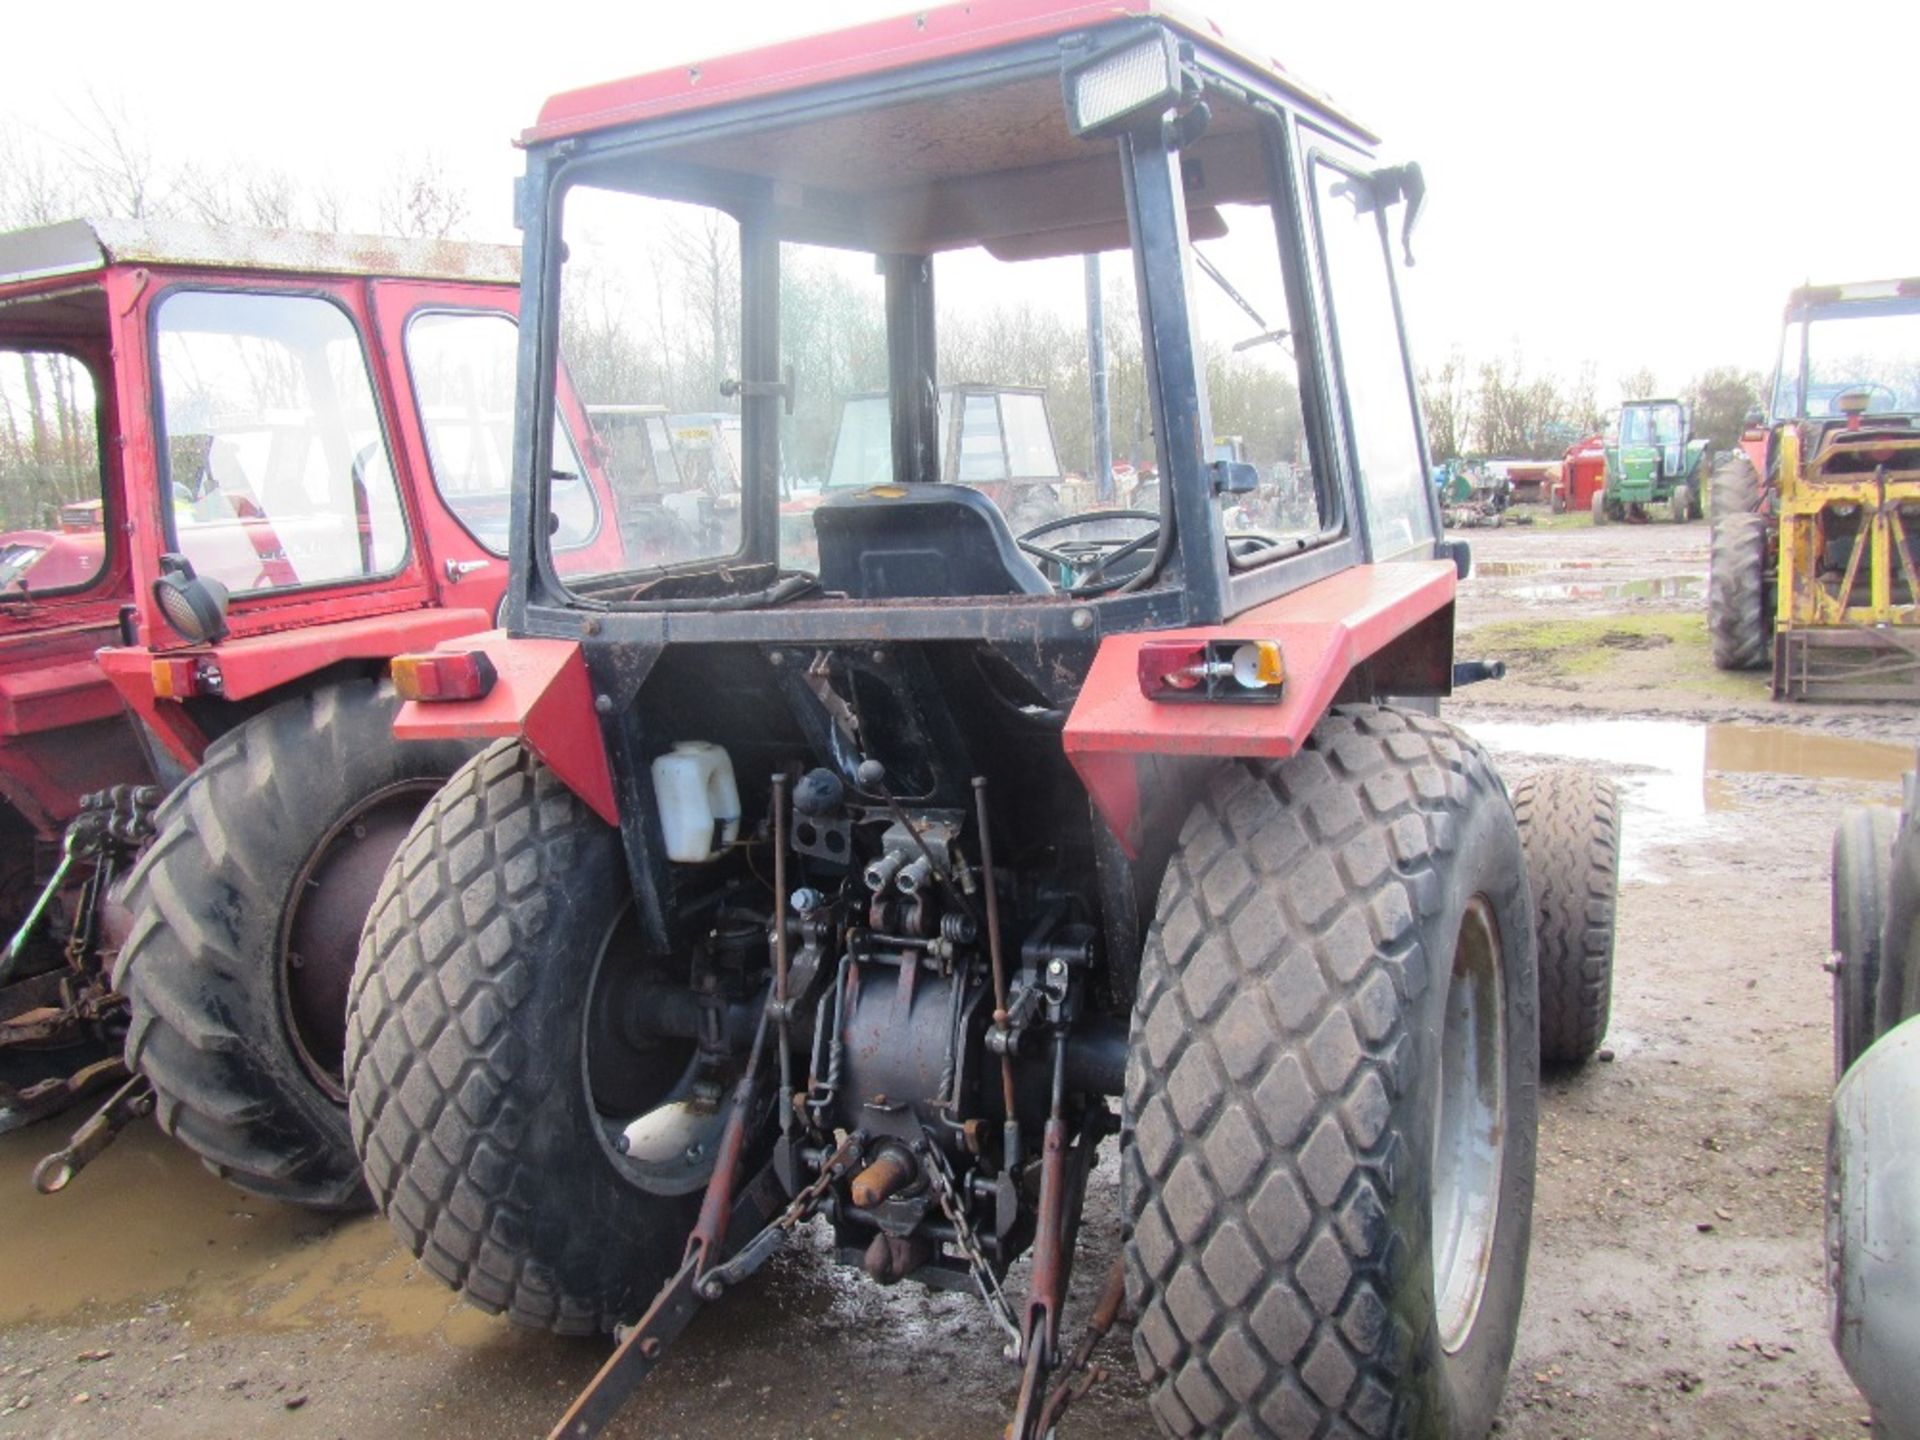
[1709,279,1920,699]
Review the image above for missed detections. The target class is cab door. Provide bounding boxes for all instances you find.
[369,280,626,597]
[1295,131,1441,563]
[127,274,437,646]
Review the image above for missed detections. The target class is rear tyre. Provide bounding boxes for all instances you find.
[346,740,706,1334]
[1122,706,1538,1438]
[1708,455,1769,671]
[1513,768,1620,1066]
[112,681,469,1210]
[1832,806,1897,1080]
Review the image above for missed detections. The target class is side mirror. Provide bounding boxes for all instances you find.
[1209,459,1258,496]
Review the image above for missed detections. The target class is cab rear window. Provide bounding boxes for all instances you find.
[153,290,409,596]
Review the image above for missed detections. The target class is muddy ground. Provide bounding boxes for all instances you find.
[2,512,1913,1440]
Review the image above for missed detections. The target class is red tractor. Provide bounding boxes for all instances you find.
[0,218,653,1200]
[346,4,1619,1436]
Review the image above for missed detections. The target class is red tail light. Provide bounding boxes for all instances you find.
[392,650,498,702]
[1137,639,1285,703]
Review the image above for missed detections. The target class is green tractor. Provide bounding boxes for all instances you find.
[1595,397,1710,524]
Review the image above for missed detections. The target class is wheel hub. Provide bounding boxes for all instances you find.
[1432,893,1507,1354]
[279,779,442,1103]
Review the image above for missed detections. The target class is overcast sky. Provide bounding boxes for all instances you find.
[7,0,1917,402]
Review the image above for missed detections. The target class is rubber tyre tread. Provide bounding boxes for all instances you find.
[112,680,471,1210]
[1708,455,1769,671]
[1832,805,1896,1080]
[345,739,698,1336]
[1512,767,1620,1066]
[1122,705,1539,1439]
[1590,490,1607,526]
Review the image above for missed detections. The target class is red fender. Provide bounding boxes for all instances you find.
[1063,561,1457,856]
[391,631,618,826]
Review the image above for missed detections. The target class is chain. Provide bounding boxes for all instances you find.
[779,1133,859,1231]
[923,1138,1023,1358]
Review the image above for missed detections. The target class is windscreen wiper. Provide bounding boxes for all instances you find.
[1191,250,1290,354]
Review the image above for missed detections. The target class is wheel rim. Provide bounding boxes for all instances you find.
[1431,894,1507,1354]
[581,905,715,1197]
[279,778,444,1103]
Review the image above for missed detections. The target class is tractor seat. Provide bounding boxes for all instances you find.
[813,484,1053,599]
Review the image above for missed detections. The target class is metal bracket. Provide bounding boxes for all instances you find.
[719,364,796,415]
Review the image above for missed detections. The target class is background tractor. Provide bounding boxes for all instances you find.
[344,5,1618,1438]
[1594,397,1709,524]
[1709,280,1920,699]
[0,219,644,1200]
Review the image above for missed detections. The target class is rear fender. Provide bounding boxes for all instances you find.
[100,606,496,769]
[1065,561,1456,856]
[392,630,618,826]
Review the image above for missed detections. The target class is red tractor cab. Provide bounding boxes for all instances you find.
[0,218,634,1198]
[350,5,1618,1437]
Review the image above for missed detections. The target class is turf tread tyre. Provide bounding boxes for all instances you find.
[1121,706,1537,1439]
[345,739,697,1335]
[1512,768,1620,1066]
[113,681,468,1210]
[1708,455,1769,671]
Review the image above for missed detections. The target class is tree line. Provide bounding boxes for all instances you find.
[1418,348,1767,463]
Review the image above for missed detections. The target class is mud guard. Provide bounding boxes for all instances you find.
[1063,561,1456,857]
[391,631,618,826]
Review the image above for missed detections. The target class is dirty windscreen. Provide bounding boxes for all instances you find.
[405,310,598,559]
[0,348,106,594]
[154,291,409,596]
[554,187,744,580]
[1773,303,1920,419]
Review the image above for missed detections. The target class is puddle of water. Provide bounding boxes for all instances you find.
[0,1119,504,1348]
[1467,719,1910,881]
[1473,559,1628,577]
[1509,575,1703,604]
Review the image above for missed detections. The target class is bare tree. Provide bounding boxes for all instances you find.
[1418,349,1471,462]
[379,153,470,240]
[1617,365,1661,403]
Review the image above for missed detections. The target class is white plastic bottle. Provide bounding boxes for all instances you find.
[650,741,741,864]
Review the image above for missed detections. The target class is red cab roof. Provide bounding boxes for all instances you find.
[526,0,1365,146]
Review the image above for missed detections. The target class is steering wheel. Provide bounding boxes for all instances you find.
[1016,509,1160,588]
[1836,382,1900,415]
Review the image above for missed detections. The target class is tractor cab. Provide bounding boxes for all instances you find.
[1616,398,1687,481]
[358,8,1590,1440]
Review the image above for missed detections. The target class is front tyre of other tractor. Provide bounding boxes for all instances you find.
[1122,707,1538,1439]
[1708,455,1769,671]
[112,680,471,1210]
[1513,767,1620,1067]
[1590,490,1607,526]
[1669,483,1693,525]
[345,740,706,1334]
[1831,805,1896,1081]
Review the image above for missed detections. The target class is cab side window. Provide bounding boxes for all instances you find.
[154,291,409,595]
[0,349,108,595]
[405,310,596,557]
[1310,158,1435,560]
